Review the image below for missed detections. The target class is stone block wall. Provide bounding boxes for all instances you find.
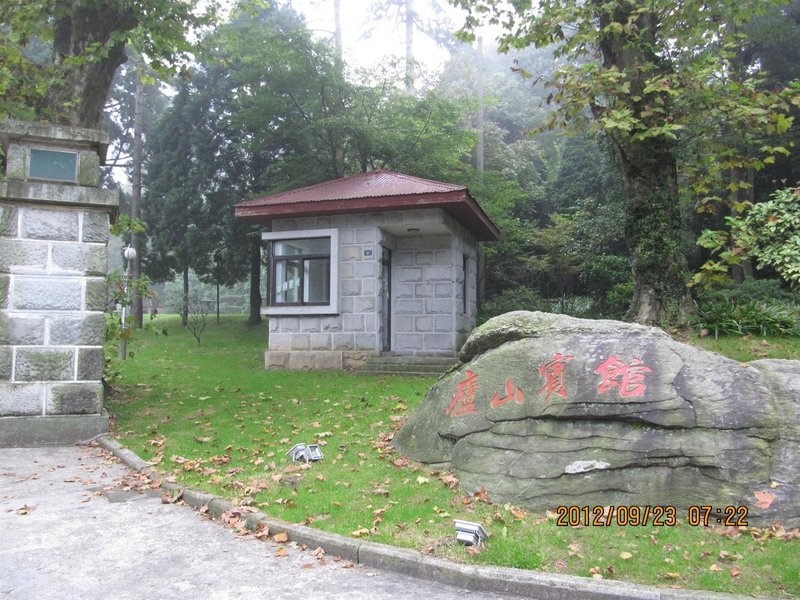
[0,120,116,446]
[264,208,479,369]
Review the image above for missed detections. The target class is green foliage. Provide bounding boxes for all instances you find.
[697,278,799,305]
[690,300,800,337]
[478,286,548,323]
[695,187,800,288]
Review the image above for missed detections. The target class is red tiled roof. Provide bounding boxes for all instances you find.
[234,170,499,241]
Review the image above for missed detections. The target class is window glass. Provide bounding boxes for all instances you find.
[273,237,329,256]
[29,149,78,182]
[305,258,331,303]
[275,259,301,303]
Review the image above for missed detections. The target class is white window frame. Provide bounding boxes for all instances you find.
[262,228,339,316]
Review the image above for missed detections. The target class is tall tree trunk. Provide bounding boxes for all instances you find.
[404,0,414,93]
[475,36,485,174]
[248,235,262,325]
[132,62,144,328]
[182,267,189,327]
[614,140,691,325]
[40,2,136,128]
[333,0,343,64]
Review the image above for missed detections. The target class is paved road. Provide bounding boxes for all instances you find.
[0,445,515,600]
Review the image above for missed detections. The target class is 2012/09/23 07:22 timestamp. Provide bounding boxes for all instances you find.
[554,505,749,527]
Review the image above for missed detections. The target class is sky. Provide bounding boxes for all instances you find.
[288,0,472,75]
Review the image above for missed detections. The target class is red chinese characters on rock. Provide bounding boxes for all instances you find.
[490,379,525,409]
[444,370,480,416]
[594,355,652,398]
[538,353,574,403]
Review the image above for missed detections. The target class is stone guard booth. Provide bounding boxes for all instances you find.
[235,171,499,370]
[0,120,116,446]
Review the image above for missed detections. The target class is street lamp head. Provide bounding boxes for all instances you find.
[123,246,137,261]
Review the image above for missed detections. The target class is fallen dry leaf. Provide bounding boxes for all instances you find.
[619,552,633,560]
[730,567,741,577]
[710,563,722,572]
[754,490,775,509]
[351,528,371,538]
[273,532,289,543]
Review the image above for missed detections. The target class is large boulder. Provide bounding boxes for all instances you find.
[394,311,800,527]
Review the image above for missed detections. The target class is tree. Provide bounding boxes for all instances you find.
[453,0,798,325]
[1,0,215,128]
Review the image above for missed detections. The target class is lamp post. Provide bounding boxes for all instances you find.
[118,245,137,360]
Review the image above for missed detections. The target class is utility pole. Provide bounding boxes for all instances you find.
[131,61,144,328]
[476,36,485,174]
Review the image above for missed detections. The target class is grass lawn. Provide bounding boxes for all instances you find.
[107,315,799,597]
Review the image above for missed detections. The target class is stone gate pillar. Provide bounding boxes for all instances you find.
[0,120,117,446]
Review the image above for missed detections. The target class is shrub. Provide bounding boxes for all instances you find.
[479,287,549,323]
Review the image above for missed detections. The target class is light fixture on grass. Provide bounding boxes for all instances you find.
[286,443,324,463]
[454,519,488,546]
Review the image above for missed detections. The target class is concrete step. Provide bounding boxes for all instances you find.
[357,354,458,377]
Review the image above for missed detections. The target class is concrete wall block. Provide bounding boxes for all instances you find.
[415,316,434,332]
[414,283,433,298]
[0,239,48,272]
[0,204,18,237]
[395,267,423,283]
[353,296,376,313]
[356,228,377,244]
[0,314,7,345]
[395,333,423,351]
[340,229,356,244]
[342,313,364,332]
[393,252,413,267]
[13,277,82,311]
[265,351,290,369]
[362,278,377,296]
[81,211,110,243]
[0,383,43,417]
[21,208,79,241]
[0,383,43,416]
[310,333,332,350]
[278,317,300,333]
[52,243,107,275]
[77,151,101,187]
[394,283,414,299]
[267,332,290,350]
[290,333,310,350]
[5,145,26,180]
[46,382,103,415]
[0,347,10,380]
[299,318,321,333]
[423,333,454,351]
[339,262,354,279]
[342,279,362,296]
[269,320,279,332]
[426,298,453,315]
[0,275,8,309]
[84,277,107,311]
[425,266,452,282]
[341,245,362,262]
[435,283,454,298]
[414,252,434,266]
[50,313,105,346]
[15,348,74,381]
[332,333,355,350]
[364,313,377,333]
[320,317,342,332]
[395,298,424,315]
[314,352,343,370]
[9,316,46,345]
[287,352,315,370]
[342,351,370,370]
[434,316,453,333]
[77,347,104,380]
[394,316,413,333]
[435,250,453,265]
[354,261,377,279]
[354,333,378,351]
[340,296,355,313]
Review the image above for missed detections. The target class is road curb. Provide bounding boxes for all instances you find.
[96,436,761,600]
